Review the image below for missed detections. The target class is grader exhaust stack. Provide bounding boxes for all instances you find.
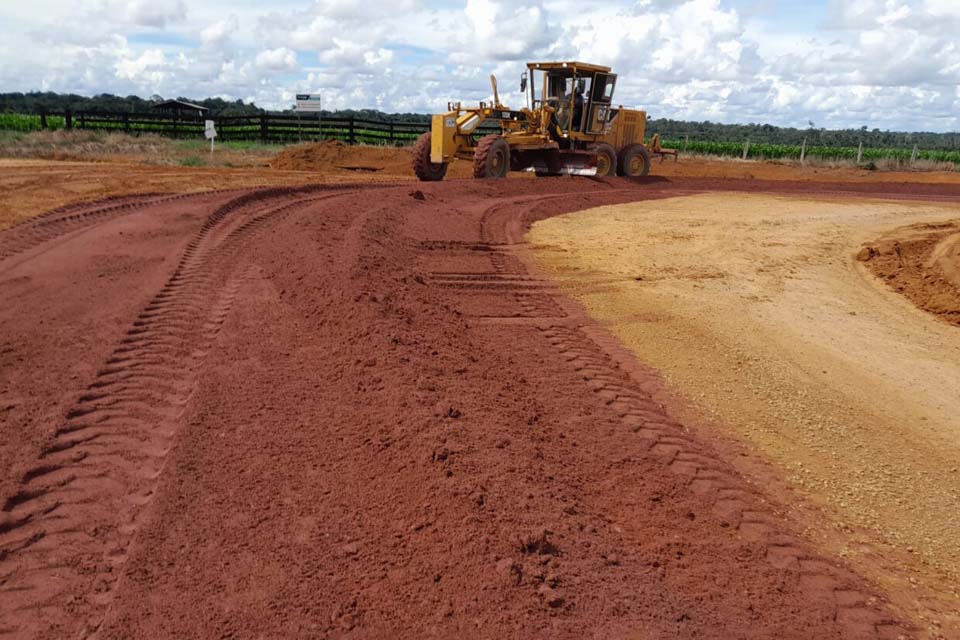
[413,61,653,181]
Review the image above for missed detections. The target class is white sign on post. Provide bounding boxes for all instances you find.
[295,94,322,112]
[204,120,217,153]
[295,94,322,141]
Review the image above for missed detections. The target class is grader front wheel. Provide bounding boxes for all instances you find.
[412,132,448,182]
[473,135,510,179]
[593,143,618,177]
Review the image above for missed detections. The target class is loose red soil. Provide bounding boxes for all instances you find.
[270,140,474,179]
[859,221,960,326]
[2,175,959,639]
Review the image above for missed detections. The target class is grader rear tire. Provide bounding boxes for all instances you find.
[412,132,448,182]
[473,135,510,179]
[617,144,651,177]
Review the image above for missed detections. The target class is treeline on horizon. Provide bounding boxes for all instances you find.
[2,91,958,151]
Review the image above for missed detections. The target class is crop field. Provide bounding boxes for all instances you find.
[0,113,66,131]
[663,137,960,164]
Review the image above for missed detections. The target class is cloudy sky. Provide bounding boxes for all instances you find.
[1,0,959,131]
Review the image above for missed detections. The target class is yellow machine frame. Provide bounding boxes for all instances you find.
[415,61,655,180]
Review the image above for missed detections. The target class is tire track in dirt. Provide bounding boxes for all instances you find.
[416,190,912,639]
[4,176,957,638]
[0,193,211,265]
[0,186,359,639]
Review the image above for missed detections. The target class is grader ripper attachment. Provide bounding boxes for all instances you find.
[413,61,653,181]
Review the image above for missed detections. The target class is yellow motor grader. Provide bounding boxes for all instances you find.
[413,61,651,180]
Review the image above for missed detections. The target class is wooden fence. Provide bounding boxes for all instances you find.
[12,109,501,146]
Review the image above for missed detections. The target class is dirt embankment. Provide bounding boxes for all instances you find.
[269,140,474,179]
[858,221,960,326]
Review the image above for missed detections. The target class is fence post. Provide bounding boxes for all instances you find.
[389,121,394,145]
[40,109,48,130]
[348,118,356,145]
[911,144,918,164]
[684,134,689,152]
[65,109,73,130]
[123,112,130,133]
[260,114,268,143]
[800,138,806,164]
[857,141,863,164]
[742,139,750,160]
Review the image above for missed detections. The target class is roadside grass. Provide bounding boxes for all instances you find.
[173,139,286,153]
[179,156,207,167]
[0,129,172,160]
[0,130,280,168]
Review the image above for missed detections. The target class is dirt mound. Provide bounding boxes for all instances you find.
[270,140,473,178]
[859,221,960,325]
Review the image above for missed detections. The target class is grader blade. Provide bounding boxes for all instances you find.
[526,165,598,177]
[526,150,597,177]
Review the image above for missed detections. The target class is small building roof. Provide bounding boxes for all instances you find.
[151,99,209,112]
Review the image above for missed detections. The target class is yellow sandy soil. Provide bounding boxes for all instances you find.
[529,194,960,635]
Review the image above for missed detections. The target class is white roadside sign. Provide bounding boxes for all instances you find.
[204,120,217,153]
[295,94,322,112]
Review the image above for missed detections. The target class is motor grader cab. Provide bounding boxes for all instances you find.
[413,61,651,181]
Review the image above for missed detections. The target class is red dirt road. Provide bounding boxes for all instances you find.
[3,176,959,639]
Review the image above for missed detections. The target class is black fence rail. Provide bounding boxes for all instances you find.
[74,111,206,138]
[4,110,502,146]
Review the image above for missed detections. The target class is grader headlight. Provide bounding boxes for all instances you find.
[460,114,482,132]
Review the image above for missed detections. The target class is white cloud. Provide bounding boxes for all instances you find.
[201,16,239,50]
[255,47,298,72]
[0,0,958,131]
[124,0,187,28]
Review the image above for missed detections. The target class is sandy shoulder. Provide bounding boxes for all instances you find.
[529,193,960,634]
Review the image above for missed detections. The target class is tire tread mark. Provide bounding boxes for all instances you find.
[0,186,355,638]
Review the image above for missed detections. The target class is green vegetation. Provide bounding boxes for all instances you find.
[649,118,960,153]
[173,139,284,153]
[0,92,430,121]
[0,92,263,117]
[0,113,66,131]
[662,139,960,165]
[178,156,207,167]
